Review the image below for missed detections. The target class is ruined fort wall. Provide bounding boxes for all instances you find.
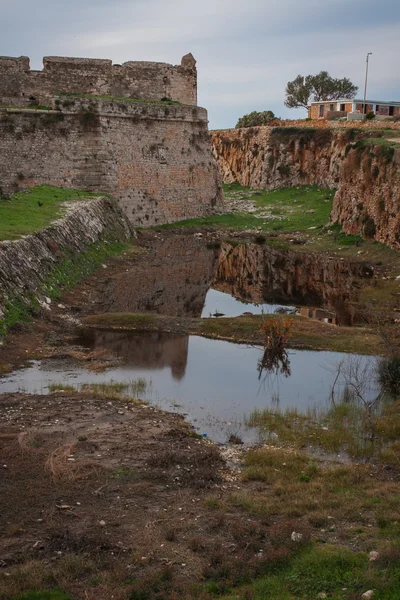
[0,54,197,106]
[0,196,133,330]
[211,127,400,249]
[0,99,222,226]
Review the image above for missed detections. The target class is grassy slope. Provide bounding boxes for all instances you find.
[160,185,335,233]
[0,185,99,241]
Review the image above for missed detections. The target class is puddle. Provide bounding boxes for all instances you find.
[201,288,294,318]
[91,237,372,325]
[1,330,377,444]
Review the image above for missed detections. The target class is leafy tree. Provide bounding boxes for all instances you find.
[285,71,358,110]
[235,110,277,128]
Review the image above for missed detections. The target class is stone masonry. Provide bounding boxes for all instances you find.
[0,54,197,106]
[0,97,222,226]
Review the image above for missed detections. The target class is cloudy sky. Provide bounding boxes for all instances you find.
[1,0,399,129]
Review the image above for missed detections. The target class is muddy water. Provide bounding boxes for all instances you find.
[1,330,377,444]
[91,236,372,324]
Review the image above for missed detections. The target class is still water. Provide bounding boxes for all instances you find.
[201,288,294,318]
[1,331,377,443]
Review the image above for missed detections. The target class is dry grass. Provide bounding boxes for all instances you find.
[44,443,105,482]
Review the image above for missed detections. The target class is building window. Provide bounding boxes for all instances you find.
[376,105,380,113]
[330,104,334,111]
[340,103,345,111]
[319,104,324,117]
[389,106,395,116]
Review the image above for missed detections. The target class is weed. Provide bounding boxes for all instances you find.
[378,355,400,396]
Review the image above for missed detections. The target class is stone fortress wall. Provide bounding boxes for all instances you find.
[0,54,222,226]
[0,53,197,106]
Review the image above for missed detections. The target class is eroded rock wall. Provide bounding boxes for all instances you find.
[211,127,400,249]
[0,197,133,328]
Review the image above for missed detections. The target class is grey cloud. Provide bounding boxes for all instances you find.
[0,0,399,129]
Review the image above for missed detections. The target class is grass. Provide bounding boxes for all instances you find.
[159,185,335,234]
[48,379,149,402]
[217,442,400,599]
[83,312,386,356]
[0,185,99,241]
[0,104,53,111]
[0,239,130,335]
[246,391,400,463]
[11,592,71,600]
[56,92,183,106]
[220,544,400,600]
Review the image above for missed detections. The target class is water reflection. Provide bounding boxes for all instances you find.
[79,330,188,381]
[201,288,293,318]
[1,330,377,444]
[95,236,372,325]
[258,347,291,378]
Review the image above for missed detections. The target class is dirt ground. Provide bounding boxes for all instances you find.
[0,389,315,600]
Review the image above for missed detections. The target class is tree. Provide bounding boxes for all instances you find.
[285,71,358,110]
[235,110,277,128]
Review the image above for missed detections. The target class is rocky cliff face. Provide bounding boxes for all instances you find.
[0,197,133,332]
[211,127,400,249]
[214,242,373,325]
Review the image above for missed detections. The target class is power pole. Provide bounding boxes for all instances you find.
[363,52,372,116]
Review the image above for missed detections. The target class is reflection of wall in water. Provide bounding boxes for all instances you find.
[213,242,373,325]
[300,307,336,325]
[98,236,218,318]
[90,331,189,380]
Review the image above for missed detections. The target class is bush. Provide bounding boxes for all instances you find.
[362,216,376,238]
[366,111,375,120]
[378,355,400,396]
[236,110,278,128]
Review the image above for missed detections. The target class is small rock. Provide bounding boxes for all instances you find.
[99,520,106,527]
[361,591,374,599]
[291,531,303,542]
[317,594,327,599]
[369,551,379,561]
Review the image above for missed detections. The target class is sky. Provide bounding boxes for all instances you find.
[1,0,399,129]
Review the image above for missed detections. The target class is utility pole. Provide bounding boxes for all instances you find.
[363,52,372,117]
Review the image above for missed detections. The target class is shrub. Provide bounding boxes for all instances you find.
[362,216,376,238]
[236,110,277,128]
[277,164,291,176]
[378,355,400,396]
[366,111,375,120]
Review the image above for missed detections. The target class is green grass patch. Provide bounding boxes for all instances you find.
[56,92,182,106]
[42,240,129,302]
[0,185,99,241]
[0,240,129,335]
[0,105,53,111]
[159,185,335,233]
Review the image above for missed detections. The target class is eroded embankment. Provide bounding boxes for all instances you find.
[211,127,400,249]
[0,195,133,333]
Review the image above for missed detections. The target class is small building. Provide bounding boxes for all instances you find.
[308,99,400,120]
